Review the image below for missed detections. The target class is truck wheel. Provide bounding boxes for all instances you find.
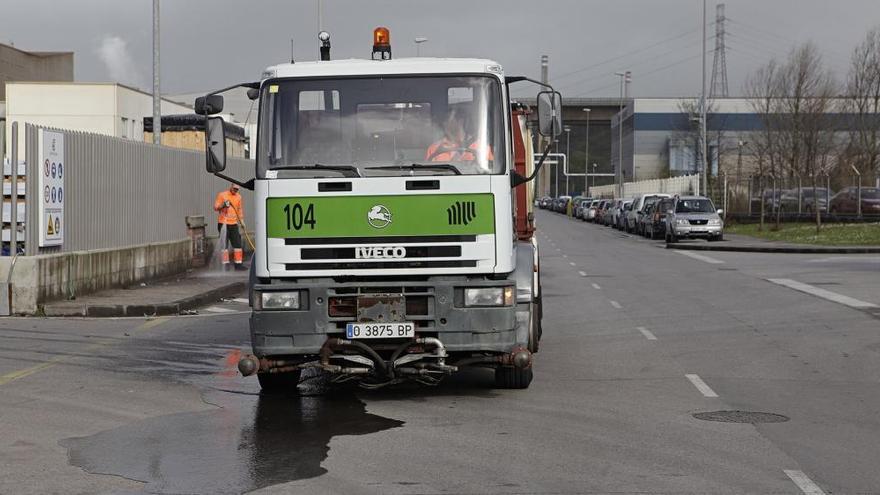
[495,366,533,389]
[257,370,302,394]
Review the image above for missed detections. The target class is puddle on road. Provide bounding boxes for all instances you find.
[61,349,404,494]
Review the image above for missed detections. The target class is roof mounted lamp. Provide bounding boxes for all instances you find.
[372,27,391,60]
[319,31,331,61]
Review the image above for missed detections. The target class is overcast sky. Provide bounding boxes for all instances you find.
[3,0,879,99]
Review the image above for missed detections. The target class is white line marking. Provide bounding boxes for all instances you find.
[569,261,576,266]
[203,306,236,314]
[685,374,718,397]
[578,271,587,277]
[232,298,249,304]
[767,278,878,309]
[610,300,622,309]
[637,326,657,340]
[591,283,601,290]
[784,470,826,495]
[562,254,568,258]
[674,250,725,264]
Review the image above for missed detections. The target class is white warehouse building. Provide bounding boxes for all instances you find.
[4,82,191,153]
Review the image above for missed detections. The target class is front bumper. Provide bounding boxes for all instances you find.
[674,224,723,237]
[250,277,521,358]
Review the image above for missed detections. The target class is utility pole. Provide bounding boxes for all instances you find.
[700,0,708,196]
[541,55,550,197]
[583,108,591,195]
[152,0,161,145]
[564,126,571,196]
[614,71,631,198]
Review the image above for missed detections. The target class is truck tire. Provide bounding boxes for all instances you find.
[495,366,533,389]
[257,370,302,394]
[528,301,541,353]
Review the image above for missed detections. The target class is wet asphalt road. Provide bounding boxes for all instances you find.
[2,210,880,494]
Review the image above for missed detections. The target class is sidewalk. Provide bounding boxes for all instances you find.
[42,268,248,317]
[668,233,880,253]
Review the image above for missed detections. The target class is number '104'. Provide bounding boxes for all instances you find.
[283,203,316,230]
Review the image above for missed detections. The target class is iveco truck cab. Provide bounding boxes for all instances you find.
[196,28,562,391]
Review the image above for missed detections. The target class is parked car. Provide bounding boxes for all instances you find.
[829,187,880,214]
[594,200,607,223]
[585,200,600,221]
[603,201,617,226]
[616,200,633,229]
[780,187,831,213]
[637,203,655,236]
[645,197,674,240]
[665,195,724,243]
[554,196,572,213]
[538,196,553,209]
[750,189,784,213]
[575,198,593,219]
[626,193,670,233]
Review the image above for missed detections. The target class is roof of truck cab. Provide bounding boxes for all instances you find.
[264,58,505,79]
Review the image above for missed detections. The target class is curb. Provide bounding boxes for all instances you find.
[666,243,880,254]
[42,281,247,317]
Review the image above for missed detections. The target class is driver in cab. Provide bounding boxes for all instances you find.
[426,108,494,163]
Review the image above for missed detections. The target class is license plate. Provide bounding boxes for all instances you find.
[346,322,414,339]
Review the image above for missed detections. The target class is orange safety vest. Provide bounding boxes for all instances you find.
[425,138,495,162]
[215,190,243,225]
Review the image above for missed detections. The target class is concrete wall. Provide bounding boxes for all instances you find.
[0,238,192,314]
[0,44,73,100]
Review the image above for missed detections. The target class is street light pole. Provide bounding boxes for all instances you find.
[700,0,708,197]
[564,126,571,196]
[592,163,597,196]
[414,36,428,56]
[614,71,630,198]
[152,0,161,145]
[583,108,591,195]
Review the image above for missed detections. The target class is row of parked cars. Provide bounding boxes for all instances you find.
[537,193,725,242]
[752,186,880,215]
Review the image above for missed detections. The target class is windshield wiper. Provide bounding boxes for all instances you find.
[270,164,362,177]
[365,163,462,175]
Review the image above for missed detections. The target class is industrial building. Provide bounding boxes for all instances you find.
[3,82,191,153]
[0,43,73,101]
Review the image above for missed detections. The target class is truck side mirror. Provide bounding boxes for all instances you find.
[195,94,224,115]
[206,117,227,173]
[537,90,563,137]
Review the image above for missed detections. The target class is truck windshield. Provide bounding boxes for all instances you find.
[257,75,505,178]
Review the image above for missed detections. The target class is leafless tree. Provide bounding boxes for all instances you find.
[745,43,838,232]
[845,27,880,182]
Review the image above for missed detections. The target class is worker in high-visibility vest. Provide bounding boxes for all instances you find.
[214,184,245,270]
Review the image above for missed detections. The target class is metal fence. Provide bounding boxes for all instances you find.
[706,172,880,220]
[20,123,255,255]
[590,174,701,199]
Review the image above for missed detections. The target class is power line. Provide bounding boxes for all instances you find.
[727,17,852,60]
[551,25,707,83]
[571,51,709,97]
[557,35,716,93]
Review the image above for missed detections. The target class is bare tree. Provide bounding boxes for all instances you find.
[846,27,880,182]
[745,43,838,233]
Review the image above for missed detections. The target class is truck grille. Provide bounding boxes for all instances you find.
[286,260,476,271]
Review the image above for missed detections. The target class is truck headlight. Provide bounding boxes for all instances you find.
[259,291,302,310]
[464,287,515,307]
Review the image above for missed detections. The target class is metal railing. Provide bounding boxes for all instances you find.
[20,123,255,255]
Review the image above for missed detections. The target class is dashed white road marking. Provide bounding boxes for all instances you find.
[808,256,880,263]
[784,470,826,495]
[767,278,878,309]
[578,271,587,277]
[591,283,601,290]
[637,326,657,340]
[609,300,622,309]
[203,306,237,314]
[569,261,576,266]
[232,298,250,304]
[562,254,568,258]
[685,374,718,397]
[674,250,725,264]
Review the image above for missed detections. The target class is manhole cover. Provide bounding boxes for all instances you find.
[693,410,789,424]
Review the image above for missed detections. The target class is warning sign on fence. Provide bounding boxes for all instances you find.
[39,130,64,247]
